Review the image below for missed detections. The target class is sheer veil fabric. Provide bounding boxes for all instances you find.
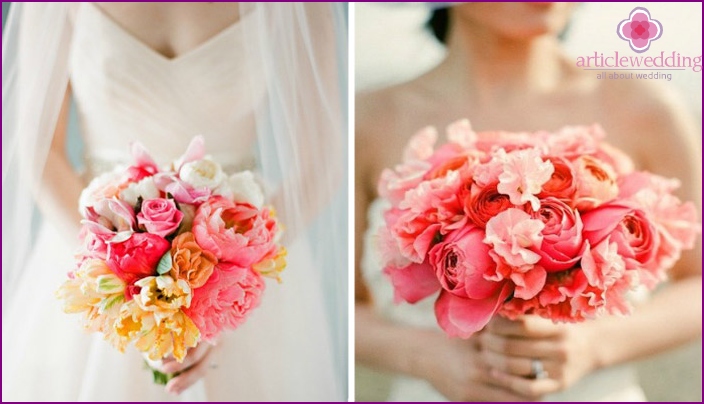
[2,2,347,400]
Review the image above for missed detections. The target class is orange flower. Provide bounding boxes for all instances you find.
[170,232,217,288]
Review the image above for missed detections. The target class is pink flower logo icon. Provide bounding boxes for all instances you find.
[617,7,662,53]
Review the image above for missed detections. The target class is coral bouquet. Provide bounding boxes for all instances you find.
[378,120,700,338]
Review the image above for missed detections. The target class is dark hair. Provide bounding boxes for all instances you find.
[427,8,450,44]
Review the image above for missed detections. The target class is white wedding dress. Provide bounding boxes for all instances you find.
[361,198,648,402]
[3,4,339,401]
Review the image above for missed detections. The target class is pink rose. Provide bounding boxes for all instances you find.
[428,225,500,299]
[538,157,577,203]
[106,232,171,286]
[581,202,659,271]
[183,263,265,341]
[137,198,184,237]
[463,182,514,229]
[530,197,585,271]
[193,196,277,267]
[573,155,618,210]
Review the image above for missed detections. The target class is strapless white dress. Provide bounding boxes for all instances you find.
[3,4,339,401]
[361,198,647,402]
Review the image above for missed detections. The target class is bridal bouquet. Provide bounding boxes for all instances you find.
[57,137,286,382]
[378,120,700,338]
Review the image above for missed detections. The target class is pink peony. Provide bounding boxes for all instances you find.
[106,232,171,286]
[137,198,184,237]
[581,202,659,272]
[183,263,265,341]
[193,196,278,267]
[383,260,440,304]
[428,225,500,299]
[435,283,513,338]
[530,197,585,271]
[497,148,554,211]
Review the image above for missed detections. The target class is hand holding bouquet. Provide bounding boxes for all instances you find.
[57,137,286,382]
[378,120,700,338]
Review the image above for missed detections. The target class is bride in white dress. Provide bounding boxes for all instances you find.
[355,3,701,402]
[2,3,347,401]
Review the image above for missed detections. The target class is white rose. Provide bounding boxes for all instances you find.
[120,177,160,206]
[215,170,265,208]
[78,167,126,213]
[179,158,225,189]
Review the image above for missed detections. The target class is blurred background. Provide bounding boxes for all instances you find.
[356,2,701,402]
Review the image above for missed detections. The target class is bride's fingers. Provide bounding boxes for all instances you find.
[488,368,561,399]
[482,350,558,378]
[165,348,214,395]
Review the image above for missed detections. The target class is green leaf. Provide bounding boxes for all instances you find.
[144,360,182,385]
[156,252,172,275]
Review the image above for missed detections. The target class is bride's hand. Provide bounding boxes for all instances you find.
[421,333,535,402]
[479,316,599,399]
[152,338,221,395]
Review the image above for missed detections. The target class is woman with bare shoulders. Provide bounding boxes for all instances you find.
[356,3,701,401]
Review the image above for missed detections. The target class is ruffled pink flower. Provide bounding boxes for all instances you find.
[485,208,544,268]
[377,161,430,206]
[193,196,277,267]
[184,263,265,341]
[393,172,465,263]
[106,233,171,287]
[137,198,184,237]
[541,124,604,158]
[428,225,499,299]
[581,238,626,289]
[497,148,554,211]
[530,197,585,271]
[402,126,438,162]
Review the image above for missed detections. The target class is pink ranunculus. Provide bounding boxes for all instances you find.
[538,157,577,203]
[377,161,431,206]
[435,283,513,338]
[106,232,171,286]
[581,202,659,271]
[125,142,159,182]
[137,198,184,237]
[580,238,626,289]
[383,260,440,304]
[183,263,265,341]
[84,198,136,233]
[530,197,585,271]
[153,173,211,205]
[572,155,618,210]
[428,225,500,299]
[193,196,277,267]
[497,148,555,211]
[484,208,544,268]
[393,171,465,263]
[463,182,515,229]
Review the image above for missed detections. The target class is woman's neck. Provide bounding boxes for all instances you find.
[431,22,567,104]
